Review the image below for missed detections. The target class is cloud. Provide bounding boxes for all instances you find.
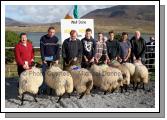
[5,5,113,23]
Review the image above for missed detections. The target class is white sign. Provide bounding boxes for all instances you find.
[61,19,94,43]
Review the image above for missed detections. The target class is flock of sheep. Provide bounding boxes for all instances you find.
[18,60,149,106]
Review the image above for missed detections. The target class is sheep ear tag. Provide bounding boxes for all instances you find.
[70,65,81,70]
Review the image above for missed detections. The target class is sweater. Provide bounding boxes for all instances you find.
[40,35,60,61]
[14,41,34,66]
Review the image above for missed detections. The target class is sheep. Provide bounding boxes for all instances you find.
[132,60,149,91]
[108,60,131,92]
[45,63,73,103]
[90,64,123,94]
[64,60,93,99]
[19,65,43,105]
[122,62,136,89]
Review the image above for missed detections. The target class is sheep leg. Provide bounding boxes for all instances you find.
[125,85,128,92]
[79,92,85,99]
[135,82,139,91]
[111,89,115,93]
[68,93,71,98]
[104,91,107,95]
[57,94,64,103]
[21,93,25,106]
[121,86,123,93]
[132,82,135,90]
[142,83,145,90]
[33,94,38,102]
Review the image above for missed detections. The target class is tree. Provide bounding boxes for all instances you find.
[5,31,20,63]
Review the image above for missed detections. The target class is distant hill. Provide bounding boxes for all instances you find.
[5,5,155,33]
[82,5,155,21]
[5,17,29,26]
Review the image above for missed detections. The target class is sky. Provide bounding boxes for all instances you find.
[5,5,113,23]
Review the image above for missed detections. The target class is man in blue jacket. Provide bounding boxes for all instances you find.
[40,27,60,94]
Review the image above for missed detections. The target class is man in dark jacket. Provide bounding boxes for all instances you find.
[106,30,120,62]
[130,31,146,64]
[62,30,83,70]
[40,27,60,94]
[146,37,155,69]
[81,28,96,68]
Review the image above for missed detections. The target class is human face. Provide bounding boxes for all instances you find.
[48,29,56,38]
[109,33,114,40]
[85,31,92,39]
[135,31,141,40]
[21,35,27,44]
[70,32,77,40]
[98,34,103,42]
[122,35,128,41]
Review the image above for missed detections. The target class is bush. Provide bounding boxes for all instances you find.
[114,34,122,41]
[5,31,20,63]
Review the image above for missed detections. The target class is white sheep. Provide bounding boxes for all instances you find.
[122,62,136,89]
[109,60,131,92]
[65,65,93,99]
[90,64,123,94]
[19,66,43,105]
[132,60,149,90]
[45,65,73,103]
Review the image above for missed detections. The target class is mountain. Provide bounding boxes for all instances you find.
[81,5,155,33]
[5,17,29,26]
[5,5,155,33]
[82,5,155,21]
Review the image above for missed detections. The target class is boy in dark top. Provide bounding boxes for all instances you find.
[62,30,83,70]
[40,27,60,94]
[106,30,120,62]
[130,31,146,64]
[118,32,131,63]
[81,28,96,68]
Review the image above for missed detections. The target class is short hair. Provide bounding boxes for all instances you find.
[122,32,128,36]
[86,28,92,33]
[98,32,103,35]
[70,30,77,35]
[48,26,55,32]
[108,30,114,34]
[20,33,27,38]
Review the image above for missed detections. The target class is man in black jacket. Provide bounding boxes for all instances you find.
[62,30,83,70]
[130,31,146,64]
[106,30,120,62]
[81,28,96,68]
[40,26,60,94]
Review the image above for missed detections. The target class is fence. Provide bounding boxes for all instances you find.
[5,45,155,77]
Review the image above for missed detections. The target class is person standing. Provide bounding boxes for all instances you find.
[62,30,83,70]
[130,31,146,64]
[81,28,96,68]
[106,30,120,62]
[95,32,109,64]
[118,32,131,63]
[40,27,60,94]
[14,33,34,76]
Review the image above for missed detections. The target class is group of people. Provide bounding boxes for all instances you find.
[14,26,155,94]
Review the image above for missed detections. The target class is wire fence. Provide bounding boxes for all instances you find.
[5,45,155,77]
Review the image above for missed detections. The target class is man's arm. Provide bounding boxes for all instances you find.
[14,45,24,65]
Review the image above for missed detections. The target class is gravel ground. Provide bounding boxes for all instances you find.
[5,77,155,108]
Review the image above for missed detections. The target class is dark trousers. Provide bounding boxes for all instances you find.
[17,65,25,77]
[39,61,52,94]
